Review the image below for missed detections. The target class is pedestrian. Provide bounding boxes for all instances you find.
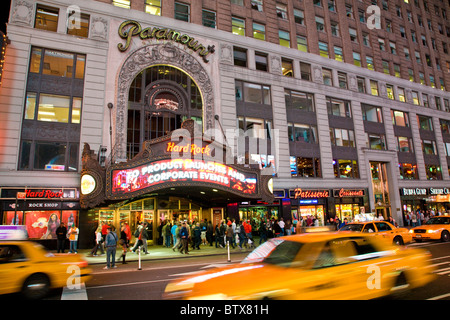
[238,222,246,249]
[90,226,104,256]
[141,222,150,254]
[206,220,213,246]
[171,221,180,251]
[163,221,171,248]
[193,222,201,249]
[104,227,118,269]
[258,219,267,244]
[55,222,67,253]
[225,223,235,249]
[214,223,221,248]
[200,219,207,245]
[131,222,143,252]
[219,220,227,248]
[118,222,128,264]
[179,221,189,254]
[411,212,417,227]
[279,218,285,236]
[67,224,79,254]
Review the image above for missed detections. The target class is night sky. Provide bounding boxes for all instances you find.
[1,0,12,34]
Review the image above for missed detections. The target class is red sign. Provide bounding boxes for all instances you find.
[334,188,365,197]
[111,159,258,197]
[25,189,63,199]
[294,188,329,199]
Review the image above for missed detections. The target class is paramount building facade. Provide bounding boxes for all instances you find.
[1,0,450,248]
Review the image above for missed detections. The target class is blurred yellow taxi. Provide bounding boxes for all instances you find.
[0,226,91,299]
[410,216,450,242]
[164,232,435,300]
[338,221,412,245]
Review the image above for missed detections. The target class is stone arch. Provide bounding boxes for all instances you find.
[114,42,215,161]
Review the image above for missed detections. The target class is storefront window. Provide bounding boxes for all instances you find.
[399,163,418,179]
[3,210,78,240]
[333,159,359,178]
[335,204,360,222]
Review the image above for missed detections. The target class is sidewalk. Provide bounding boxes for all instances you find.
[79,242,256,265]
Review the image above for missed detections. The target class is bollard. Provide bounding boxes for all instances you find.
[138,245,142,270]
[227,240,231,262]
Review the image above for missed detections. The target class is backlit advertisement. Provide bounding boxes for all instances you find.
[111,159,258,196]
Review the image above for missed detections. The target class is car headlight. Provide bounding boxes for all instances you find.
[427,229,438,233]
[409,230,414,233]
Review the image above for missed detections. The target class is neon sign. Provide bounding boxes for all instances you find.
[111,159,257,196]
[294,188,329,199]
[166,142,212,156]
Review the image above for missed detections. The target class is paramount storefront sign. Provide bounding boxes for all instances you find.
[117,20,215,62]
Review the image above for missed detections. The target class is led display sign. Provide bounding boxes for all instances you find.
[111,159,258,197]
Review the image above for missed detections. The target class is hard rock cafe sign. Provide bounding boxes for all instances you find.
[117,20,216,63]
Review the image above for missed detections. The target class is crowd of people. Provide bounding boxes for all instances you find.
[403,209,448,227]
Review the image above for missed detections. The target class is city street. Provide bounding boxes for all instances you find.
[45,241,450,301]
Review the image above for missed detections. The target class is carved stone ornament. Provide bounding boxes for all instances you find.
[90,16,109,40]
[219,43,233,64]
[115,42,215,161]
[10,0,34,27]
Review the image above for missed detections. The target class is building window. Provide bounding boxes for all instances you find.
[233,47,247,67]
[318,42,328,58]
[323,68,333,86]
[293,9,305,25]
[327,98,351,118]
[346,4,354,18]
[331,21,339,37]
[393,64,400,77]
[338,72,347,89]
[251,0,263,11]
[238,116,272,140]
[255,52,268,72]
[145,0,162,15]
[202,9,216,28]
[279,30,291,48]
[276,3,288,19]
[422,139,437,155]
[282,59,293,77]
[20,141,79,172]
[386,84,394,100]
[417,115,434,131]
[316,16,325,32]
[67,12,89,38]
[333,159,359,178]
[296,36,308,52]
[426,165,442,180]
[422,94,429,108]
[235,81,271,105]
[412,91,419,105]
[253,23,265,40]
[396,136,414,153]
[288,123,317,143]
[285,90,314,112]
[291,156,321,178]
[232,17,245,36]
[382,60,390,74]
[398,87,406,102]
[367,133,387,150]
[35,5,59,32]
[330,128,355,147]
[175,2,190,22]
[370,80,378,96]
[399,163,418,179]
[353,52,361,67]
[299,62,311,81]
[29,47,85,79]
[362,104,383,123]
[392,110,410,127]
[113,0,131,9]
[366,57,374,70]
[357,77,366,93]
[440,119,450,134]
[334,47,343,62]
[349,28,358,43]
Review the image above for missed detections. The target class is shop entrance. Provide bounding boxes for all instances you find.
[370,161,391,220]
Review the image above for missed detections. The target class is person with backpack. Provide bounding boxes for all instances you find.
[131,222,143,253]
[104,226,118,270]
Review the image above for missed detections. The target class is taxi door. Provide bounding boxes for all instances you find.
[300,237,377,300]
[0,243,31,295]
[374,222,395,243]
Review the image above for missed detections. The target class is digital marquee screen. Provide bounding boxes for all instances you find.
[111,159,258,196]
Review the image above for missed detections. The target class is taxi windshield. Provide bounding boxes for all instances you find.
[339,224,364,232]
[242,239,304,267]
[425,217,450,225]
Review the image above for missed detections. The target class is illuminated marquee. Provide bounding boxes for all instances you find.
[111,159,257,197]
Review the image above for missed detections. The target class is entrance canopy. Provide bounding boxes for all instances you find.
[80,120,274,209]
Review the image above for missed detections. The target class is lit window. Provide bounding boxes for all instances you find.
[145,0,161,16]
[35,5,59,32]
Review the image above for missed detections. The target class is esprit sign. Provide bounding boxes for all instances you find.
[117,20,215,62]
[111,159,257,196]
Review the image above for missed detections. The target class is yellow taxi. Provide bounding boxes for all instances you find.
[410,216,450,242]
[338,221,413,245]
[0,226,92,299]
[164,232,435,300]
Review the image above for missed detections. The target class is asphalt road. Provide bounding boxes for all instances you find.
[46,241,450,301]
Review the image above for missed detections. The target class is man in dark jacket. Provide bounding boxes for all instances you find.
[179,222,189,254]
[55,222,67,253]
[193,222,201,250]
